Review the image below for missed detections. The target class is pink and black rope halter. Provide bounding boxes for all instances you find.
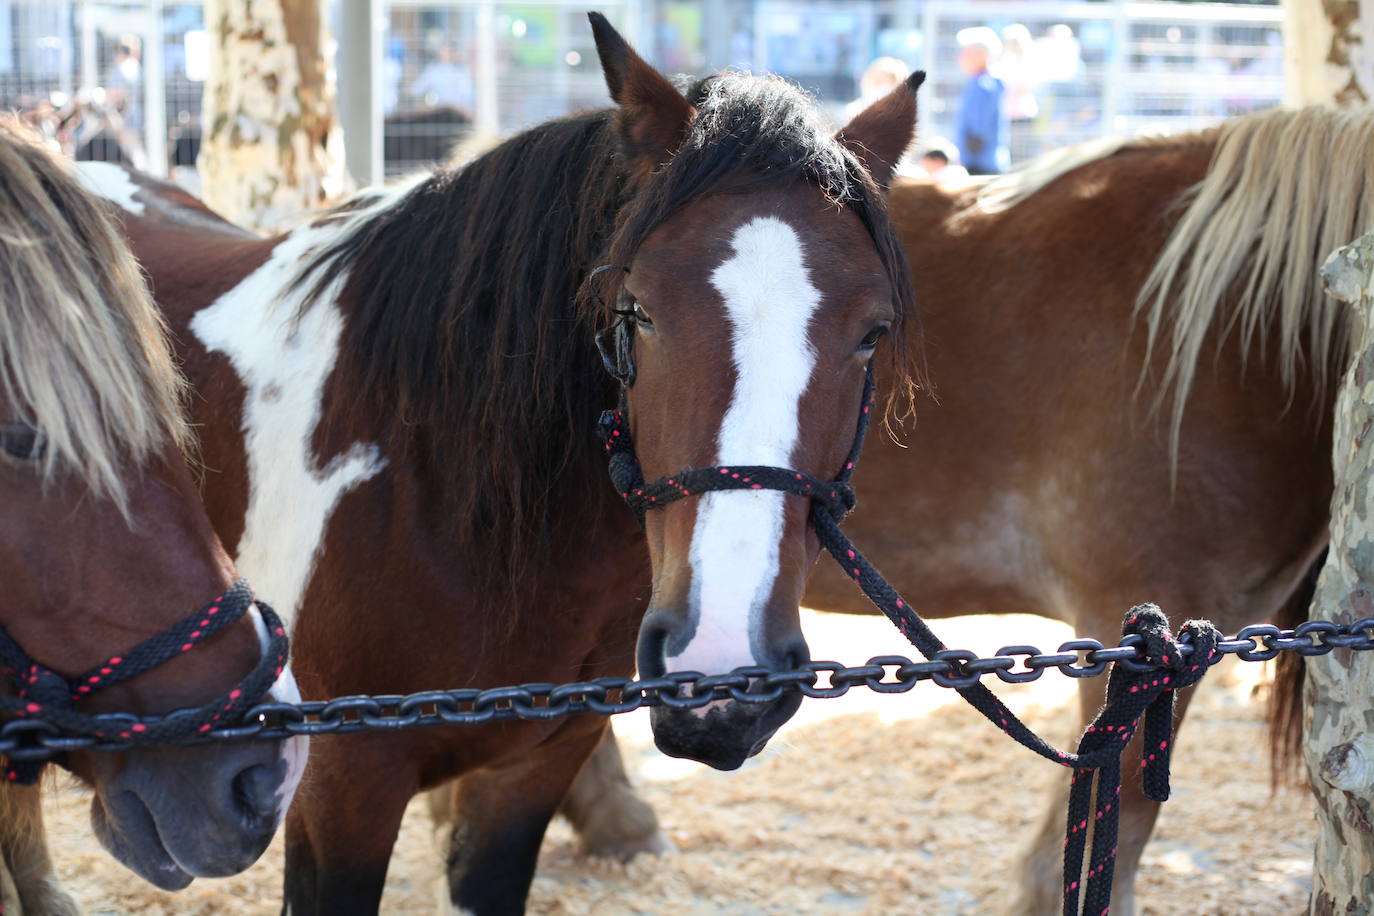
[0,579,289,785]
[593,286,1223,916]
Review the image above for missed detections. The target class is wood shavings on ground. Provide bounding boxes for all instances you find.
[39,611,1314,915]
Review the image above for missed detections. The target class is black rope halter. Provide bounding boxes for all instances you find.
[0,579,289,785]
[593,291,1222,915]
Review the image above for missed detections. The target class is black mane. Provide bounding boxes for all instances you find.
[298,72,918,617]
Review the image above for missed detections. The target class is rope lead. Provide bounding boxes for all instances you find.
[601,362,1222,914]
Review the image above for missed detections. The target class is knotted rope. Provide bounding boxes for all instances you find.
[0,580,289,784]
[599,354,1221,914]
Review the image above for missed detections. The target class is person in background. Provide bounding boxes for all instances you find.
[845,56,910,122]
[918,139,970,184]
[845,57,926,178]
[99,35,146,166]
[410,43,475,111]
[104,35,142,132]
[954,26,1007,175]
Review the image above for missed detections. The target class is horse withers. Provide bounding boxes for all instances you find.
[0,122,305,913]
[82,14,926,913]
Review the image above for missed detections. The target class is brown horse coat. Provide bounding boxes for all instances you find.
[570,106,1372,916]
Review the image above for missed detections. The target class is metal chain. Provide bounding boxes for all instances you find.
[3,617,1372,763]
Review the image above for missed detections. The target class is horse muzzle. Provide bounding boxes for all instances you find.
[638,606,808,770]
[648,688,803,770]
[90,738,294,888]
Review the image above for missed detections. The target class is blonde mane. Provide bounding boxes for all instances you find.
[0,119,189,511]
[1137,106,1374,458]
[955,107,1373,465]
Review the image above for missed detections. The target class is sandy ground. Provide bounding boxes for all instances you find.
[39,610,1313,915]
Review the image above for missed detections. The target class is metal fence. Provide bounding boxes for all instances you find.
[0,0,1283,189]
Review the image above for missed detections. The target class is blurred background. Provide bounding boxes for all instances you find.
[0,0,1283,189]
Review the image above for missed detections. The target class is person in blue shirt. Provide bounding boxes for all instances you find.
[955,27,1009,175]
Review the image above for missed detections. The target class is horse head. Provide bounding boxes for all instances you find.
[0,123,304,889]
[586,15,922,769]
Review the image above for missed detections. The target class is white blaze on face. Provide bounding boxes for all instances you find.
[191,220,388,629]
[665,216,820,677]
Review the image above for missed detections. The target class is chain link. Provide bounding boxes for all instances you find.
[4,617,1372,762]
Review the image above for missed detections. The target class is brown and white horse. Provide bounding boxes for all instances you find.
[569,105,1374,914]
[77,16,925,914]
[0,122,305,913]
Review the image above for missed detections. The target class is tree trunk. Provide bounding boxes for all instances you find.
[1307,229,1374,916]
[1283,0,1373,106]
[198,0,349,233]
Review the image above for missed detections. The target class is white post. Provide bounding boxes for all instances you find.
[337,0,382,187]
[143,0,168,176]
[58,2,73,100]
[1102,0,1128,135]
[919,2,938,153]
[79,1,97,98]
[473,1,499,137]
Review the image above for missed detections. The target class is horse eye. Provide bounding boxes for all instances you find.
[632,301,655,328]
[0,422,45,461]
[859,324,889,351]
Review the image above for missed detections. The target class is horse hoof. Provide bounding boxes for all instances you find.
[582,827,676,862]
[22,879,82,916]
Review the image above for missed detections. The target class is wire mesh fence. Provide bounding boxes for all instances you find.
[0,1,1283,187]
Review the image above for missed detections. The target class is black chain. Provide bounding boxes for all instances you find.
[3,616,1369,762]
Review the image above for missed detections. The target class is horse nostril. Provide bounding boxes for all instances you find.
[637,615,670,679]
[230,764,280,826]
[780,635,810,670]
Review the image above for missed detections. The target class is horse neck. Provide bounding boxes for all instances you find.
[304,124,634,604]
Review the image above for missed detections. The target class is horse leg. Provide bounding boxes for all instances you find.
[0,784,80,916]
[282,737,418,916]
[1009,661,1199,916]
[556,727,671,860]
[437,722,608,915]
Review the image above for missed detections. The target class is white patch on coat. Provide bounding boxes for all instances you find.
[74,161,146,215]
[665,216,820,678]
[190,219,387,629]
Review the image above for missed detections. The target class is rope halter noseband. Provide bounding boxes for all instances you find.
[0,580,289,784]
[590,267,1223,915]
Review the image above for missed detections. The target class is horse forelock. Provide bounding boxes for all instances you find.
[0,119,189,513]
[1137,105,1374,468]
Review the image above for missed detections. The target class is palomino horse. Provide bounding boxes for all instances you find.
[0,122,306,913]
[79,15,925,914]
[565,105,1374,914]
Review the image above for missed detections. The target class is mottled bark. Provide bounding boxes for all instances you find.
[1283,0,1373,106]
[1307,229,1374,915]
[199,0,348,233]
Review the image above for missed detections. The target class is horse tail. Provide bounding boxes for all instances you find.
[1267,546,1326,789]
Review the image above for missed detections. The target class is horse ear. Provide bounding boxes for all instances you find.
[835,71,926,190]
[589,12,696,180]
